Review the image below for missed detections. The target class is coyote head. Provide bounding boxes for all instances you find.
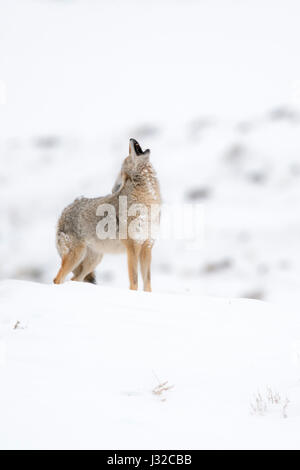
[112,139,153,193]
[122,138,151,178]
[129,138,150,158]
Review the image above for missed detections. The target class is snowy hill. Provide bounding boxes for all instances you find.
[0,280,299,450]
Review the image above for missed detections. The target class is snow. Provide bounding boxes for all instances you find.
[1,0,300,449]
[0,279,299,450]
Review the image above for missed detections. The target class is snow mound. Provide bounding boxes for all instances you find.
[0,280,299,449]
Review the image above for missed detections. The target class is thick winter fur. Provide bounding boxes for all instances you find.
[54,139,161,291]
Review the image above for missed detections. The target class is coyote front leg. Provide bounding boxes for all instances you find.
[125,242,141,290]
[140,243,152,292]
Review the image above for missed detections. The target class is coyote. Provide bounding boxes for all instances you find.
[54,139,161,291]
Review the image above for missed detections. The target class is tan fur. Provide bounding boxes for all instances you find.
[124,239,141,290]
[54,139,161,291]
[53,242,86,284]
[139,242,152,292]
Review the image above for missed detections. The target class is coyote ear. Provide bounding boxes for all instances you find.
[143,149,150,158]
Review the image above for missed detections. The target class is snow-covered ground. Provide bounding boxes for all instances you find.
[1,0,300,449]
[1,280,300,450]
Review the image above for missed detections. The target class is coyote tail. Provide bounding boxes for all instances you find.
[56,232,72,256]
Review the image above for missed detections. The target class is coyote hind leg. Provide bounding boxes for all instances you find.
[72,264,97,284]
[83,272,97,284]
[53,243,86,284]
[71,250,103,283]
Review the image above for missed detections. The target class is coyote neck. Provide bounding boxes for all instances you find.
[125,163,160,204]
